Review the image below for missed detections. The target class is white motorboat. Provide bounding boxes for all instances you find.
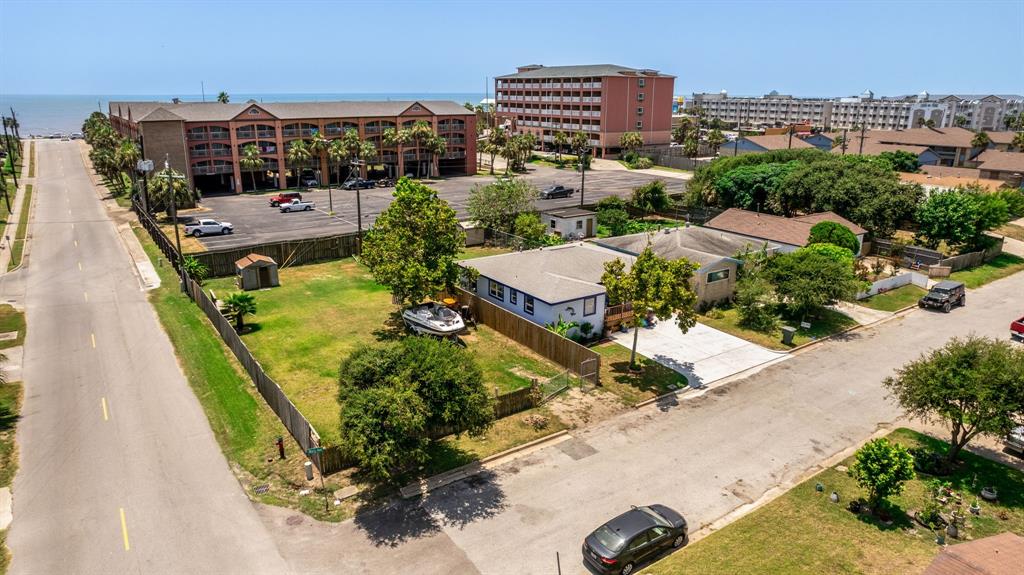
[402,302,465,337]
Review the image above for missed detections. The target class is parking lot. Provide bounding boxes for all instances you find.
[194,164,687,250]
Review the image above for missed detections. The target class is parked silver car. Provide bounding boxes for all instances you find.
[1005,426,1024,456]
[184,218,233,237]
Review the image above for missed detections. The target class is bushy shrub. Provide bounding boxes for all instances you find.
[597,208,631,236]
[631,157,654,170]
[596,196,627,212]
[735,278,779,333]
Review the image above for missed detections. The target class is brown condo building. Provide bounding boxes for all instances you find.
[494,64,676,157]
[108,100,477,193]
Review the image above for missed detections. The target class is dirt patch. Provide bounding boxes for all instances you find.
[509,366,546,381]
[546,387,627,429]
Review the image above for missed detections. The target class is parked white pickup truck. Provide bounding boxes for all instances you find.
[184,218,233,237]
[279,199,316,213]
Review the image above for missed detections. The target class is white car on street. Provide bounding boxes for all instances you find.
[184,218,233,237]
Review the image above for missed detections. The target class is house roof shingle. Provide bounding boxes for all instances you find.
[461,243,633,303]
[496,64,675,80]
[111,100,474,123]
[868,127,978,149]
[594,226,781,266]
[975,149,1024,173]
[832,136,932,157]
[923,532,1024,575]
[543,207,597,218]
[705,208,866,247]
[900,172,1005,192]
[235,253,276,268]
[742,134,816,151]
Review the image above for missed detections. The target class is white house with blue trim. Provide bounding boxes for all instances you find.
[460,243,634,336]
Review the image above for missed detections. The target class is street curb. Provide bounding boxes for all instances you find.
[399,429,571,500]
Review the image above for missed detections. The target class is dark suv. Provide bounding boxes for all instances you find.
[583,505,688,575]
[269,192,302,207]
[918,280,966,313]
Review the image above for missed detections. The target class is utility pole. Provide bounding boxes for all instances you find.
[578,146,589,208]
[164,155,187,291]
[787,125,793,149]
[8,108,20,140]
[841,128,849,155]
[858,124,866,155]
[343,160,364,253]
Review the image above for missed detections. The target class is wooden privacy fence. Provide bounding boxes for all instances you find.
[456,288,601,379]
[872,236,1004,274]
[190,233,361,277]
[134,199,183,273]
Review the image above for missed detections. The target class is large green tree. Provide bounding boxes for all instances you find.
[915,188,1009,250]
[467,176,538,234]
[340,380,428,481]
[762,248,866,320]
[602,247,698,369]
[630,180,671,215]
[883,336,1024,466]
[850,438,915,510]
[361,178,464,304]
[149,166,191,217]
[706,129,726,155]
[807,221,860,255]
[877,150,919,173]
[712,161,800,210]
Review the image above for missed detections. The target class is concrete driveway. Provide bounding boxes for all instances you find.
[610,319,788,387]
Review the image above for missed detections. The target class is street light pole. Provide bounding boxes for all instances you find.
[578,146,589,208]
[164,155,187,292]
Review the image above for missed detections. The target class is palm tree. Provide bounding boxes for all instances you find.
[150,166,191,217]
[484,126,507,174]
[554,131,568,162]
[239,143,264,192]
[706,129,726,155]
[954,115,968,128]
[327,138,346,183]
[217,92,230,104]
[1012,131,1024,152]
[382,127,413,178]
[286,139,311,187]
[424,134,447,178]
[308,131,330,187]
[223,292,256,331]
[924,119,936,128]
[114,138,141,196]
[971,131,991,150]
[619,131,644,156]
[409,121,435,177]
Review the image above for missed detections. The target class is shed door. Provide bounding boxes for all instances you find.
[586,218,593,237]
[258,266,271,288]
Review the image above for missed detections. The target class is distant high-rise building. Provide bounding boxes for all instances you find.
[494,64,676,157]
[688,90,1024,132]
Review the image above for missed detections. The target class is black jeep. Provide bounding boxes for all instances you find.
[918,280,966,313]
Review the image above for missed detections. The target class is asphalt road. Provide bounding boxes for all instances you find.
[6,141,289,574]
[196,165,686,250]
[259,269,1024,574]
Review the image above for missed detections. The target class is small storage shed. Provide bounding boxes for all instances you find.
[235,254,279,291]
[543,207,597,239]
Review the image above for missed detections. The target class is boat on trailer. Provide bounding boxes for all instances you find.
[402,302,465,337]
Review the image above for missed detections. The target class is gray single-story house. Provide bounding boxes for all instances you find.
[460,243,634,336]
[593,226,781,307]
[706,208,868,255]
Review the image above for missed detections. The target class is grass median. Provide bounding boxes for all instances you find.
[0,381,23,574]
[7,184,32,271]
[644,428,1024,575]
[698,306,857,351]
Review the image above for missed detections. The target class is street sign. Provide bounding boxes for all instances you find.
[136,159,154,172]
[305,447,325,455]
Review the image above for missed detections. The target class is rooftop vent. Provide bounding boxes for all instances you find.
[517,64,544,72]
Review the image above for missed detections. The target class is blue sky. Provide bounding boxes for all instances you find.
[1,0,1022,97]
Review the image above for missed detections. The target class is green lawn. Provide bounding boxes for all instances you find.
[857,284,927,312]
[133,226,359,522]
[648,165,693,175]
[645,428,1024,575]
[7,184,32,271]
[27,141,35,178]
[698,306,858,351]
[0,382,22,488]
[951,253,1024,288]
[0,382,22,575]
[459,245,512,260]
[0,305,25,350]
[205,259,565,445]
[594,341,688,405]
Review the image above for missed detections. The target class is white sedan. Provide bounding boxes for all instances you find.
[184,218,233,237]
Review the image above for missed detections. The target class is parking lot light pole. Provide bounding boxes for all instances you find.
[344,160,366,253]
[578,146,589,208]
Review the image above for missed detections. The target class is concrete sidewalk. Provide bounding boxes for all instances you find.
[589,157,693,180]
[0,141,35,274]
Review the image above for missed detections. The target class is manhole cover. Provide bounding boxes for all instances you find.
[252,483,270,495]
[286,515,304,526]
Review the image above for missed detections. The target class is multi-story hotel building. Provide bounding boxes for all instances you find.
[109,100,476,193]
[495,64,675,157]
[689,90,1024,132]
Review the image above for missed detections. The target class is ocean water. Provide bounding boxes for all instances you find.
[0,93,487,136]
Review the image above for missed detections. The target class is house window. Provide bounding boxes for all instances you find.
[638,78,646,88]
[576,220,583,229]
[550,219,556,229]
[637,93,645,101]
[489,280,504,301]
[510,290,517,305]
[637,107,644,115]
[636,121,643,130]
[524,295,535,315]
[706,269,730,283]
[584,296,596,316]
[248,108,259,115]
